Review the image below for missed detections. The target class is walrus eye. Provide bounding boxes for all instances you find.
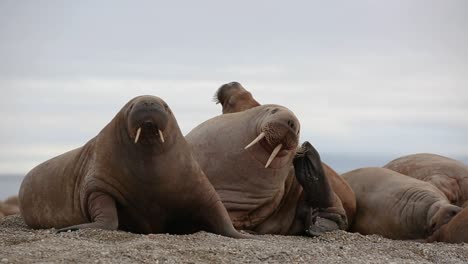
[271,108,278,114]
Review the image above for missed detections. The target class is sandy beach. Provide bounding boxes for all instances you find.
[1,215,467,264]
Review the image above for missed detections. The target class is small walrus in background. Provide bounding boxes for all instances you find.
[343,167,461,240]
[0,196,20,218]
[186,82,354,236]
[19,95,251,238]
[384,153,468,206]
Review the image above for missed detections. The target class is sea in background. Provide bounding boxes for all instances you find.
[1,154,467,200]
[0,174,23,199]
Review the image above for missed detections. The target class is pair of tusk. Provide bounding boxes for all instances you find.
[134,127,165,144]
[244,132,282,168]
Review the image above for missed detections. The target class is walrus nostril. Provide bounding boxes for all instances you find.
[287,120,295,129]
[143,121,153,129]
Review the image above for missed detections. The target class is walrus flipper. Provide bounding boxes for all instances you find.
[202,200,256,239]
[56,192,118,233]
[293,141,347,236]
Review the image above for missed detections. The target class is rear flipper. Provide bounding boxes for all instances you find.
[56,192,118,233]
[293,141,347,236]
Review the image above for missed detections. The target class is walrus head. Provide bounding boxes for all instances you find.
[213,82,260,114]
[427,201,461,235]
[244,105,300,168]
[125,96,172,146]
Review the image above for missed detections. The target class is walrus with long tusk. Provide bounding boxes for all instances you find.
[343,167,461,240]
[213,82,356,226]
[19,95,251,238]
[186,92,348,235]
[384,153,468,206]
[186,82,355,235]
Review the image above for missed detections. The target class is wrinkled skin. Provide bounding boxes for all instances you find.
[186,82,351,235]
[384,153,468,206]
[197,82,355,233]
[19,95,250,238]
[186,104,346,235]
[427,205,468,243]
[343,167,461,240]
[0,196,20,218]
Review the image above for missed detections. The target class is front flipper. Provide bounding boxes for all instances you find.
[56,192,118,233]
[199,200,256,239]
[293,141,347,236]
[293,141,334,208]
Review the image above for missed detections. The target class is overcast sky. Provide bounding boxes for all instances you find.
[0,0,467,174]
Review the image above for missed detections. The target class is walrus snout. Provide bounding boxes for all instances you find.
[243,106,300,168]
[428,203,461,235]
[262,121,299,150]
[127,99,170,144]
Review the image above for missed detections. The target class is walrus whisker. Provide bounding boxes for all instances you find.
[265,144,282,168]
[134,127,141,144]
[244,132,265,150]
[158,129,165,143]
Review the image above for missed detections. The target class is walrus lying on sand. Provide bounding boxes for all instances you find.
[214,82,356,226]
[0,196,19,218]
[343,167,461,240]
[19,95,251,238]
[427,205,468,243]
[384,153,468,206]
[185,82,355,236]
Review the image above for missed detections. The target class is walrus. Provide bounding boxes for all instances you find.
[213,82,260,114]
[384,153,468,206]
[186,98,348,236]
[19,95,251,238]
[342,167,461,240]
[0,196,20,218]
[427,205,468,243]
[206,82,356,229]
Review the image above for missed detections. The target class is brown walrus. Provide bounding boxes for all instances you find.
[0,196,20,218]
[384,153,468,206]
[214,82,356,224]
[198,82,356,230]
[186,89,349,235]
[427,205,468,243]
[342,167,461,240]
[19,95,251,238]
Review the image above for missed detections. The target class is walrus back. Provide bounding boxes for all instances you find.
[19,145,92,229]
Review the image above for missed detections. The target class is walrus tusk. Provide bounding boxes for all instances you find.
[158,129,165,143]
[265,144,282,168]
[134,127,141,144]
[244,132,265,150]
